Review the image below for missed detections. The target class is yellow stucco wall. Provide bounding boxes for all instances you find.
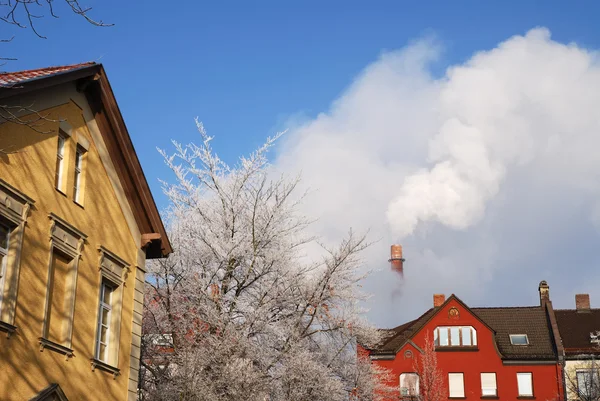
[0,85,144,400]
[564,359,597,401]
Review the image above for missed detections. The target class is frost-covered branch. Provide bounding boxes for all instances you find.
[140,122,392,401]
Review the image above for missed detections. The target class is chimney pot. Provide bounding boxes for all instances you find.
[576,294,590,312]
[433,294,446,308]
[538,280,550,305]
[389,244,405,276]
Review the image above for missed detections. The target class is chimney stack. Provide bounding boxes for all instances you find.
[576,294,590,312]
[538,280,550,305]
[389,244,405,276]
[433,294,446,308]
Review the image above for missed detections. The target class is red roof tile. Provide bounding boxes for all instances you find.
[0,62,96,87]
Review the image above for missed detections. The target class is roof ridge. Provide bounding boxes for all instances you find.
[555,308,600,312]
[377,308,434,348]
[0,61,96,77]
[472,305,541,310]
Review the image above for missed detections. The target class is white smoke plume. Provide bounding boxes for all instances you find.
[274,28,600,327]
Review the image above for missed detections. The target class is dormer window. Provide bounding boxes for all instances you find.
[434,326,477,347]
[510,334,529,345]
[591,331,600,345]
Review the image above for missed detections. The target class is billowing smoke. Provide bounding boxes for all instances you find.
[274,28,600,326]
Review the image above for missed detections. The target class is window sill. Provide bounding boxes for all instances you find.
[90,358,120,379]
[0,321,17,338]
[74,200,84,209]
[435,346,479,352]
[516,397,535,400]
[55,188,68,198]
[38,337,74,359]
[481,397,499,400]
[449,398,467,400]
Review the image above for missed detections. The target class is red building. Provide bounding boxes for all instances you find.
[364,281,564,400]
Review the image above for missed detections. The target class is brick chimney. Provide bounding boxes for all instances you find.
[434,294,446,308]
[389,244,405,276]
[538,280,550,305]
[575,294,590,312]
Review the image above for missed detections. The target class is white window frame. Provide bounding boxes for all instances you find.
[73,145,85,204]
[434,326,477,347]
[576,369,600,398]
[517,372,533,396]
[40,213,86,357]
[147,333,174,347]
[56,133,66,191]
[448,373,465,397]
[510,334,529,345]
[90,246,130,377]
[0,179,34,336]
[399,372,419,396]
[480,372,497,396]
[0,221,10,312]
[95,281,114,362]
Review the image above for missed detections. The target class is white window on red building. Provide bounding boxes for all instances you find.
[448,373,465,397]
[399,373,419,396]
[434,326,477,347]
[481,372,497,396]
[517,372,533,396]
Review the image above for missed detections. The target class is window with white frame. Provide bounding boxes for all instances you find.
[481,372,497,396]
[0,221,10,311]
[55,133,66,191]
[448,373,465,397]
[91,246,129,375]
[510,334,529,345]
[434,326,477,347]
[73,145,85,204]
[577,369,600,398]
[95,281,114,362]
[0,180,33,336]
[147,333,174,347]
[400,372,419,396]
[517,372,533,396]
[40,214,86,357]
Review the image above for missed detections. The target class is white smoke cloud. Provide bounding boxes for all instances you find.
[274,28,600,327]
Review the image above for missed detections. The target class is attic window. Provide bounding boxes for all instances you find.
[434,326,477,347]
[510,334,529,345]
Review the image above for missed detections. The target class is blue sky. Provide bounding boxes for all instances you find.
[4,1,600,209]
[5,1,600,324]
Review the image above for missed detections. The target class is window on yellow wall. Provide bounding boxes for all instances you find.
[0,181,34,336]
[0,221,10,311]
[95,280,114,363]
[55,133,66,191]
[91,246,129,376]
[45,249,72,345]
[73,145,86,204]
[40,214,86,358]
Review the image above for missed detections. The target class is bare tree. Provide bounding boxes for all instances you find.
[565,334,600,401]
[0,0,111,139]
[139,120,393,401]
[1,0,110,44]
[412,335,446,401]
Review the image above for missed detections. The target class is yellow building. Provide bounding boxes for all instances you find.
[0,63,172,401]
